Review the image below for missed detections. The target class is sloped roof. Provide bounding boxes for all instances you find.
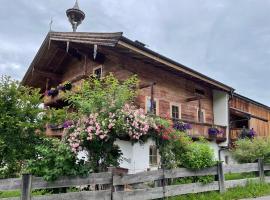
[49,32,123,46]
[22,31,234,92]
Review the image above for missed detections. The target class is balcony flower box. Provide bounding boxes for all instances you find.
[173,121,192,132]
[208,127,221,139]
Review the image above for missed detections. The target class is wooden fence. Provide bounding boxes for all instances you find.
[1,159,270,200]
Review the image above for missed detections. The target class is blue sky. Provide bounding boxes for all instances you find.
[0,0,270,105]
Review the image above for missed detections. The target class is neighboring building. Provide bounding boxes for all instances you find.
[230,93,270,144]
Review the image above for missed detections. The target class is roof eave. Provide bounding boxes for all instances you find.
[118,36,234,93]
[21,32,51,86]
[233,93,270,110]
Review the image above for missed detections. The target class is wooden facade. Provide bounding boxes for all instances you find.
[22,32,233,142]
[229,94,270,141]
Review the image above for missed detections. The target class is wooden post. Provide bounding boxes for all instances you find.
[217,162,226,193]
[109,167,128,192]
[150,83,154,114]
[258,158,265,182]
[21,174,32,200]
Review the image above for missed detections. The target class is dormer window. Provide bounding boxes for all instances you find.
[93,66,103,79]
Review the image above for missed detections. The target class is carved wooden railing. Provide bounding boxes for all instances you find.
[46,126,64,138]
[46,119,228,141]
[181,120,227,142]
[230,128,242,141]
[44,78,84,106]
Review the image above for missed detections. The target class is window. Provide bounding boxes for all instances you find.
[170,104,181,120]
[149,145,158,166]
[93,66,103,79]
[197,108,205,123]
[195,88,205,96]
[146,97,158,115]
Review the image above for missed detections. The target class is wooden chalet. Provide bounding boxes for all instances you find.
[22,31,233,144]
[20,1,270,169]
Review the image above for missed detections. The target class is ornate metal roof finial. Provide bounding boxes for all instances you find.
[66,0,85,32]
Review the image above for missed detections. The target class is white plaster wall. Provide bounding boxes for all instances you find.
[115,139,133,171]
[209,142,237,164]
[115,139,156,174]
[209,142,220,161]
[213,90,229,147]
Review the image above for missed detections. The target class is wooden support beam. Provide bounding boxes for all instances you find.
[185,96,202,102]
[139,82,156,89]
[33,69,62,80]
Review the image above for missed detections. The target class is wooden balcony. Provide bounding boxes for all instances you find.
[44,79,83,106]
[230,128,242,141]
[182,120,227,143]
[46,127,64,138]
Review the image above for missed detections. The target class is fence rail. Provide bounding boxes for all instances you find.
[1,159,269,200]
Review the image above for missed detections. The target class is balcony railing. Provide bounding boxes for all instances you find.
[46,127,64,138]
[44,79,83,106]
[230,128,242,141]
[182,120,227,143]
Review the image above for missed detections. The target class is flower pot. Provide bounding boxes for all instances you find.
[48,89,59,97]
[64,83,72,91]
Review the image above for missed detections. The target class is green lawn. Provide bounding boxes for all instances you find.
[225,172,256,180]
[169,182,270,200]
[0,190,20,199]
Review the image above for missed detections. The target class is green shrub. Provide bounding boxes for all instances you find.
[160,133,216,184]
[0,76,45,178]
[25,138,90,181]
[232,138,270,163]
[181,141,215,169]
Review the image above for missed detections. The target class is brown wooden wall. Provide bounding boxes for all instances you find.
[59,52,215,124]
[230,96,270,138]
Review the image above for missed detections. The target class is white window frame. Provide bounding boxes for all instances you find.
[93,65,103,78]
[170,103,181,120]
[145,96,159,116]
[149,145,159,167]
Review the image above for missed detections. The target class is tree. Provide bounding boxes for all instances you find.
[0,76,44,178]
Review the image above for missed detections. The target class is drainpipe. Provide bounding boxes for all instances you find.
[218,146,229,162]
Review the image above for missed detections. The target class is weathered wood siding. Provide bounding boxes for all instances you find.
[230,96,270,138]
[59,53,215,124]
[230,97,249,113]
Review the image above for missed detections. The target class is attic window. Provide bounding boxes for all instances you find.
[195,88,205,96]
[93,66,103,79]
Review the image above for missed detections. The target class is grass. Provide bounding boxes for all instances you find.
[169,182,270,200]
[225,172,256,180]
[0,190,20,199]
[0,188,77,199]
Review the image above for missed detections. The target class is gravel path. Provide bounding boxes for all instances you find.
[242,196,270,200]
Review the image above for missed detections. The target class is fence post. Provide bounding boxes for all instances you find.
[258,158,265,182]
[21,174,32,200]
[109,167,128,193]
[217,162,226,193]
